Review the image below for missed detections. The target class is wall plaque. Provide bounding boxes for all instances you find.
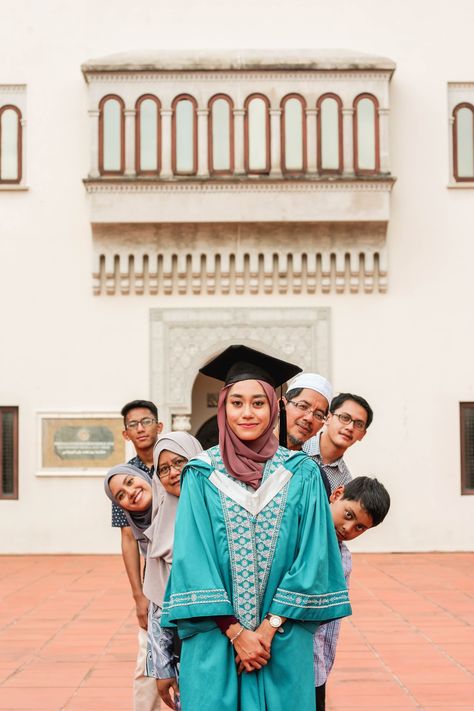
[40,414,125,470]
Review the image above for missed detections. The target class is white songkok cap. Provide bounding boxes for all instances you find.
[286,372,333,407]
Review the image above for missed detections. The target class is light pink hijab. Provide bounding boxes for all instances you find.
[217,380,279,490]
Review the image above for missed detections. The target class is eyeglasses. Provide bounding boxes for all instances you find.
[333,412,366,431]
[288,401,326,422]
[125,417,157,431]
[158,457,187,479]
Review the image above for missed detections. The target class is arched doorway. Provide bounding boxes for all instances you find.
[150,306,330,429]
[191,372,221,445]
[195,415,218,449]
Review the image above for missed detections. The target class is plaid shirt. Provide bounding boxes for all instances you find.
[111,455,155,528]
[303,431,352,491]
[314,542,352,686]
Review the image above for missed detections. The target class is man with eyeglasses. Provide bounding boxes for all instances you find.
[303,392,373,492]
[113,399,163,711]
[302,392,373,711]
[276,372,333,451]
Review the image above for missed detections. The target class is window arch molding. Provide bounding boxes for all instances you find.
[317,93,343,174]
[244,93,271,174]
[453,102,474,182]
[172,94,198,175]
[98,94,125,175]
[135,94,161,175]
[353,93,380,174]
[280,93,307,174]
[0,104,22,184]
[208,93,234,175]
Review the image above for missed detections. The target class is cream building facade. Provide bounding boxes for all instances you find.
[0,0,473,553]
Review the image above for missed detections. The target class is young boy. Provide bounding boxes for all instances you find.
[315,476,391,711]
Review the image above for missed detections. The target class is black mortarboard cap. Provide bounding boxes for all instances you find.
[199,345,302,389]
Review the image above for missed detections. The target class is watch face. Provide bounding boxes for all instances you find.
[269,615,282,628]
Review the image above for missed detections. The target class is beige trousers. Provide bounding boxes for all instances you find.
[134,627,161,711]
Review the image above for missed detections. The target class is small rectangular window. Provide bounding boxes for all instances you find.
[0,406,18,499]
[460,402,474,494]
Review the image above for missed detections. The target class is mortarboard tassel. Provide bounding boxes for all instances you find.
[278,395,287,447]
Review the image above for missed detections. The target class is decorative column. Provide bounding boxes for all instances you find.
[124,109,136,176]
[20,118,27,184]
[160,109,173,177]
[342,107,354,176]
[306,108,318,174]
[88,109,100,178]
[233,108,245,174]
[269,108,282,176]
[448,114,455,183]
[378,108,390,174]
[197,109,209,177]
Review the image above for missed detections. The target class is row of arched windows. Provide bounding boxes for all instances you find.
[453,103,474,181]
[0,105,22,183]
[98,92,381,176]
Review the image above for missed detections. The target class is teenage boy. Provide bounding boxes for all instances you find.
[303,392,373,490]
[113,400,163,711]
[306,392,373,711]
[316,477,390,710]
[274,372,333,450]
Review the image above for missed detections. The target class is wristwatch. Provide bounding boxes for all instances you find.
[266,613,283,631]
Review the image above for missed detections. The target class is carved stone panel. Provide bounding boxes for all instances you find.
[150,307,330,429]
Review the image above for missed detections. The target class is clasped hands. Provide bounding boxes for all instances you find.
[228,620,277,674]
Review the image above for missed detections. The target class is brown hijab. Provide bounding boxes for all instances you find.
[217,379,279,490]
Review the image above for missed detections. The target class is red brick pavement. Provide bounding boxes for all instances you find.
[0,553,473,710]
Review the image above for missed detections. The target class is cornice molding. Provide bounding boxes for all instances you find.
[0,84,26,93]
[84,177,395,194]
[85,71,392,84]
[448,82,474,90]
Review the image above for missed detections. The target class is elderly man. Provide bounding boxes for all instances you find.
[275,372,333,450]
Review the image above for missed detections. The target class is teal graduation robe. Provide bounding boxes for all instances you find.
[162,445,351,711]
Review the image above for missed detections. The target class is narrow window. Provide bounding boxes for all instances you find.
[136,95,160,174]
[0,106,22,183]
[281,94,306,173]
[209,95,233,174]
[99,95,125,174]
[460,403,474,494]
[172,95,197,175]
[453,104,474,181]
[245,94,270,174]
[317,94,342,173]
[0,407,18,499]
[354,94,380,173]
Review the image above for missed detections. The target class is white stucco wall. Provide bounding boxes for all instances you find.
[0,0,473,552]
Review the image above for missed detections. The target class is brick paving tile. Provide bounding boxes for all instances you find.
[0,553,473,711]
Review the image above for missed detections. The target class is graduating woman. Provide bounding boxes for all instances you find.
[162,345,351,711]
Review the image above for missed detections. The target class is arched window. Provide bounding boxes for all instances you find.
[453,103,474,181]
[172,95,197,175]
[208,94,234,174]
[281,94,306,173]
[99,95,125,175]
[353,94,380,174]
[244,94,270,174]
[317,94,343,173]
[0,105,22,183]
[135,95,161,175]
